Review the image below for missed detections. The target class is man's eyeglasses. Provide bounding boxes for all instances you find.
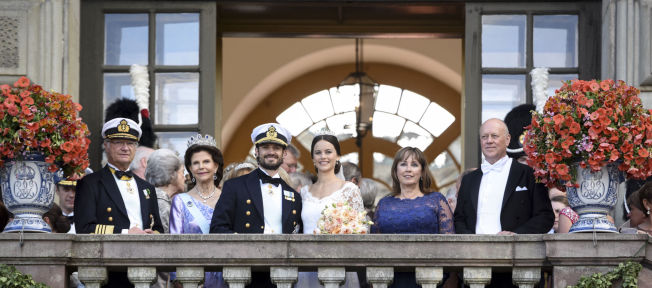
[108,140,138,148]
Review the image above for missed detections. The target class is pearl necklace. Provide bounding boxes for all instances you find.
[196,186,216,203]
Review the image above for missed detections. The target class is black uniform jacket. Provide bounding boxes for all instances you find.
[210,168,302,234]
[74,165,163,234]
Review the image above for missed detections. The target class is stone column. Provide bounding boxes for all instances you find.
[77,266,107,288]
[176,267,204,288]
[127,267,157,288]
[366,267,394,288]
[270,266,298,288]
[223,266,251,288]
[463,267,492,288]
[318,267,345,288]
[415,267,443,288]
[512,267,541,288]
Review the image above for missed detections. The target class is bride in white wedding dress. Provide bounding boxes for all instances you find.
[297,132,365,288]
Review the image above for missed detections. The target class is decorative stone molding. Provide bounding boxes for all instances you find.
[0,0,79,97]
[463,267,492,288]
[318,267,346,288]
[0,1,29,75]
[512,267,541,288]
[176,266,204,287]
[366,267,394,288]
[77,266,107,288]
[270,266,298,288]
[415,267,443,288]
[223,266,251,288]
[127,267,157,288]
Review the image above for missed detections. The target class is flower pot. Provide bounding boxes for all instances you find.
[567,162,623,233]
[1,154,56,233]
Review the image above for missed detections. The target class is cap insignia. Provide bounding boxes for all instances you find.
[266,126,277,139]
[117,120,130,133]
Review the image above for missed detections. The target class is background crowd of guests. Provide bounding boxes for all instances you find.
[1,107,651,288]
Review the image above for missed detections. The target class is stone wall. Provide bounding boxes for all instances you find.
[0,0,79,99]
[0,233,649,288]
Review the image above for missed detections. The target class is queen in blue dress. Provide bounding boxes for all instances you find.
[372,147,457,288]
[169,134,226,287]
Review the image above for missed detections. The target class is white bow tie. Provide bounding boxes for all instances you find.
[481,157,508,174]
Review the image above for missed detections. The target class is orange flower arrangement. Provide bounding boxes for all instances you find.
[0,76,90,177]
[524,79,652,190]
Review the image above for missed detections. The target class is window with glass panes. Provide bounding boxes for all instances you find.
[481,14,579,122]
[80,2,216,168]
[464,2,600,167]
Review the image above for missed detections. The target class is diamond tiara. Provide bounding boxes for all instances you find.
[187,133,217,148]
[314,128,336,137]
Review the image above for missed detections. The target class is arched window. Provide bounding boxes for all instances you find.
[248,84,461,193]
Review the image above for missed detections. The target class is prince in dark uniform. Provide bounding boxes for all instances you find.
[211,123,302,287]
[211,123,302,234]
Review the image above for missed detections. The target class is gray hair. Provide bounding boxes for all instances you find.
[286,144,301,158]
[359,178,378,209]
[341,162,361,182]
[288,172,313,190]
[145,148,183,187]
[130,146,154,171]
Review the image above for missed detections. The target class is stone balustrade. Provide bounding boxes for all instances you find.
[0,233,649,288]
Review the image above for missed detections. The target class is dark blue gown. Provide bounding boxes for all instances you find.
[372,192,455,287]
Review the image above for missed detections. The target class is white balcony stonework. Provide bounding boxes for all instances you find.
[0,233,649,288]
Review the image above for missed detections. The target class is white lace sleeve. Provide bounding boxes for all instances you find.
[339,182,365,213]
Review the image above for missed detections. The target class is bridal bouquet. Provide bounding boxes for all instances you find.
[314,202,373,234]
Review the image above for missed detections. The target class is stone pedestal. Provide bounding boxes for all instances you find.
[223,266,251,288]
[512,267,540,288]
[463,267,491,288]
[176,267,204,288]
[77,266,107,288]
[366,267,394,288]
[270,266,298,288]
[127,267,157,288]
[415,267,443,288]
[318,267,346,288]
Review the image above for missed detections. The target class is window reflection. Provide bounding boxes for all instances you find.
[375,85,402,114]
[103,73,134,112]
[277,86,457,163]
[154,72,199,125]
[397,90,429,123]
[157,131,196,159]
[156,13,199,65]
[481,74,526,122]
[429,150,460,189]
[373,152,394,187]
[302,90,334,122]
[397,121,433,151]
[547,74,578,97]
[482,15,526,68]
[534,15,578,68]
[105,14,148,65]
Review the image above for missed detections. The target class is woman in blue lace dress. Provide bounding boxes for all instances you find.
[372,147,456,288]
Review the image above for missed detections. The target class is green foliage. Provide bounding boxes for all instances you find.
[0,264,49,288]
[568,261,642,288]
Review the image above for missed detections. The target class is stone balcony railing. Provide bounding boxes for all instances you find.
[0,233,650,288]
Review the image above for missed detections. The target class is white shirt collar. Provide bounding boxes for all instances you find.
[481,155,510,174]
[258,168,280,178]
